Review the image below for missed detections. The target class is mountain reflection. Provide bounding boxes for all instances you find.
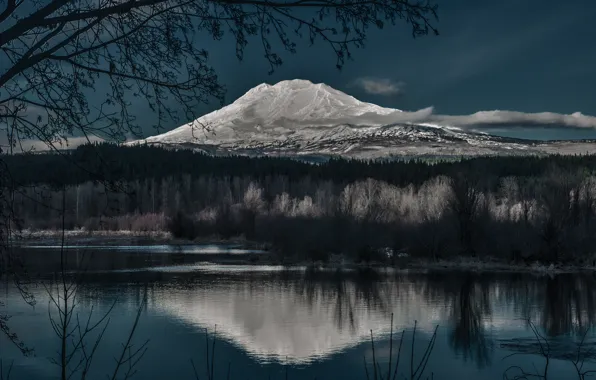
[106,268,596,366]
[147,268,424,364]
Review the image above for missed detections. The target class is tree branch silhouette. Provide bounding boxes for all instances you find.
[0,0,438,149]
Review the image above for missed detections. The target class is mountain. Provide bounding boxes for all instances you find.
[135,79,596,159]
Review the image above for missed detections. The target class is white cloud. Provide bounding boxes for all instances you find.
[0,135,105,153]
[351,77,405,96]
[292,106,596,131]
[427,110,596,130]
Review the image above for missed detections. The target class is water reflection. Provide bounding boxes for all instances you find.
[147,268,415,364]
[447,273,493,368]
[4,253,596,379]
[542,275,596,337]
[81,269,596,364]
[13,245,267,274]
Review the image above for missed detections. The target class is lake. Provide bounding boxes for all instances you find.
[2,245,596,380]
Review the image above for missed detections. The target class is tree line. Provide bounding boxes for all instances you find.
[5,143,596,187]
[7,143,596,264]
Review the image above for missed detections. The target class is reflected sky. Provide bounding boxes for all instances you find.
[3,250,596,379]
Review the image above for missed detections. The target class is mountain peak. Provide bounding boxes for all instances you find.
[239,79,324,100]
[142,78,403,146]
[234,79,400,118]
[273,78,318,88]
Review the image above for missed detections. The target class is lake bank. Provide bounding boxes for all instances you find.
[13,228,273,254]
[14,229,596,275]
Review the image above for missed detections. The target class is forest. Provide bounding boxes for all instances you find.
[6,143,596,265]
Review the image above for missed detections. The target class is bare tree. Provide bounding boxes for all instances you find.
[0,0,438,151]
[447,173,483,256]
[535,167,583,262]
[503,320,596,380]
[42,189,149,380]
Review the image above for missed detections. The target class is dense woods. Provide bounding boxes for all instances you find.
[7,143,596,264]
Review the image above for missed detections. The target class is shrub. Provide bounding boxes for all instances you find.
[167,212,197,240]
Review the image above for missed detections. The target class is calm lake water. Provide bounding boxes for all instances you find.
[2,245,596,380]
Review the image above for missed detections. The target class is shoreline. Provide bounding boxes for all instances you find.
[13,229,596,275]
[13,228,267,248]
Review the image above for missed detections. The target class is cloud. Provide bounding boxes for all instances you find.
[428,110,596,130]
[0,135,105,153]
[351,77,405,96]
[292,107,596,131]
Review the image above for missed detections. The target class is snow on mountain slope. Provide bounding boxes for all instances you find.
[136,79,596,159]
[144,79,402,145]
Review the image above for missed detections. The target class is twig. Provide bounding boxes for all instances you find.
[109,286,149,380]
[0,360,14,380]
[371,329,377,380]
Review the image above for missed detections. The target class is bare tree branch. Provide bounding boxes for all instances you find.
[0,0,438,151]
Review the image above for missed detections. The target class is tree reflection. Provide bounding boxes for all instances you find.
[447,273,494,368]
[295,268,390,335]
[541,274,596,337]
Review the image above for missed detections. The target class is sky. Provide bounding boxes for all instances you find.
[2,0,596,148]
[158,0,595,141]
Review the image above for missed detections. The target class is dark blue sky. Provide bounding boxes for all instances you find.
[2,0,594,149]
[121,0,596,139]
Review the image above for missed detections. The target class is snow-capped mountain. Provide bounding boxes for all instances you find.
[135,79,596,159]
